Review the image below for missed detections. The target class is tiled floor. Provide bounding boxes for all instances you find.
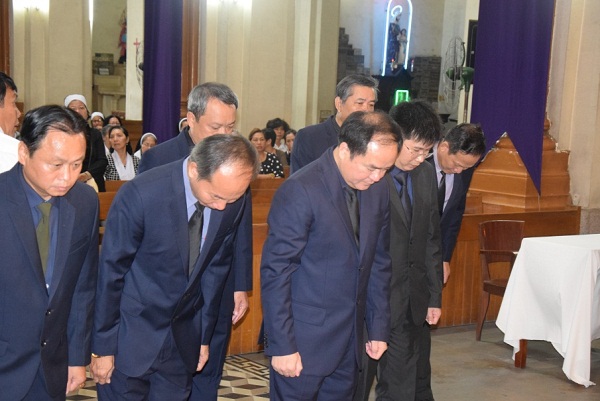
[67,323,600,400]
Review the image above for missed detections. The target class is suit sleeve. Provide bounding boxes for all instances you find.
[290,129,310,174]
[233,189,253,292]
[137,148,156,174]
[425,169,444,308]
[67,192,100,366]
[92,184,145,356]
[365,190,392,343]
[260,181,312,356]
[441,169,474,262]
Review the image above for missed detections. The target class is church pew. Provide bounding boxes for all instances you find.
[228,223,269,354]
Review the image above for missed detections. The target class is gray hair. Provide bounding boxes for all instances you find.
[187,82,239,119]
[190,134,260,181]
[336,74,379,103]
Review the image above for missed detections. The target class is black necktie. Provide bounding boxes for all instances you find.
[188,202,204,277]
[344,186,360,245]
[394,171,412,227]
[36,202,52,276]
[438,171,446,216]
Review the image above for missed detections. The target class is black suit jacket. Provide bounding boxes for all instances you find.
[427,157,474,262]
[0,164,98,400]
[290,116,339,173]
[387,162,443,326]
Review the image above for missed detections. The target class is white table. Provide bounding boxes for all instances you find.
[496,234,600,387]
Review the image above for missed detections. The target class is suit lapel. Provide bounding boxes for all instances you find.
[386,174,410,230]
[48,196,75,299]
[169,163,190,277]
[318,152,359,252]
[6,168,47,292]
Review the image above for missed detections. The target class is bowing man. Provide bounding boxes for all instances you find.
[91,134,259,401]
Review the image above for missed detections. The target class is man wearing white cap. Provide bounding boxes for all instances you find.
[65,94,108,191]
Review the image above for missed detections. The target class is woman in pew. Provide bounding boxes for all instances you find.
[133,132,158,159]
[104,125,139,181]
[284,129,296,165]
[249,128,284,179]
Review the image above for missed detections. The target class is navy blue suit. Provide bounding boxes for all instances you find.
[290,116,339,173]
[93,159,250,398]
[0,164,98,400]
[135,129,252,401]
[261,148,392,400]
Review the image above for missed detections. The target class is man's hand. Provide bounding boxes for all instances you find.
[443,261,451,284]
[365,340,388,360]
[232,291,249,325]
[90,355,115,385]
[65,366,87,394]
[197,345,209,372]
[272,352,303,377]
[426,308,442,326]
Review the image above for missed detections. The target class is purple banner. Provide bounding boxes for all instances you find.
[470,0,555,192]
[142,0,183,143]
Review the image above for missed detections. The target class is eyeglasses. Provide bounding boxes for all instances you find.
[404,144,430,158]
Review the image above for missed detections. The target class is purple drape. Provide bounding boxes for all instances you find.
[470,0,555,192]
[142,0,183,143]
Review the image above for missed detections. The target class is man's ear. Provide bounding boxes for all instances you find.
[334,97,342,113]
[17,141,29,165]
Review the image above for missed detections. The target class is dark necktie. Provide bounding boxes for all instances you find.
[344,186,360,245]
[36,202,52,275]
[394,171,412,227]
[438,171,446,215]
[188,202,204,277]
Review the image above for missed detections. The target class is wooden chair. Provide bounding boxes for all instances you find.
[476,220,525,341]
[104,180,127,192]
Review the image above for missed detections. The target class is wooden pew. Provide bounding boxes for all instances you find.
[104,180,127,192]
[228,223,269,354]
[98,191,117,244]
[251,188,278,204]
[250,178,285,190]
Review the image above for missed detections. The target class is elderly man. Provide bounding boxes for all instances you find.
[262,111,400,400]
[137,82,251,401]
[0,105,98,400]
[0,71,22,173]
[91,134,259,400]
[290,74,378,173]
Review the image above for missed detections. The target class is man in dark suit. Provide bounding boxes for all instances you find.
[355,100,444,401]
[290,74,378,173]
[137,82,251,401]
[414,123,486,400]
[90,135,259,400]
[0,105,98,400]
[262,111,400,400]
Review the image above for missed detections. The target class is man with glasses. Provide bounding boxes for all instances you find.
[412,123,486,400]
[355,100,443,401]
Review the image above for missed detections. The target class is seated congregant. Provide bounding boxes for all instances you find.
[134,132,158,159]
[249,128,284,179]
[104,125,139,181]
[263,127,288,167]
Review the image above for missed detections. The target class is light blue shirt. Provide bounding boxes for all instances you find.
[183,157,211,248]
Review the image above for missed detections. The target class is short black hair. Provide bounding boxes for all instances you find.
[20,105,88,155]
[190,134,260,181]
[336,74,379,102]
[340,111,402,158]
[0,71,17,106]
[262,128,277,147]
[284,129,296,141]
[266,118,290,132]
[443,123,486,156]
[389,100,442,146]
